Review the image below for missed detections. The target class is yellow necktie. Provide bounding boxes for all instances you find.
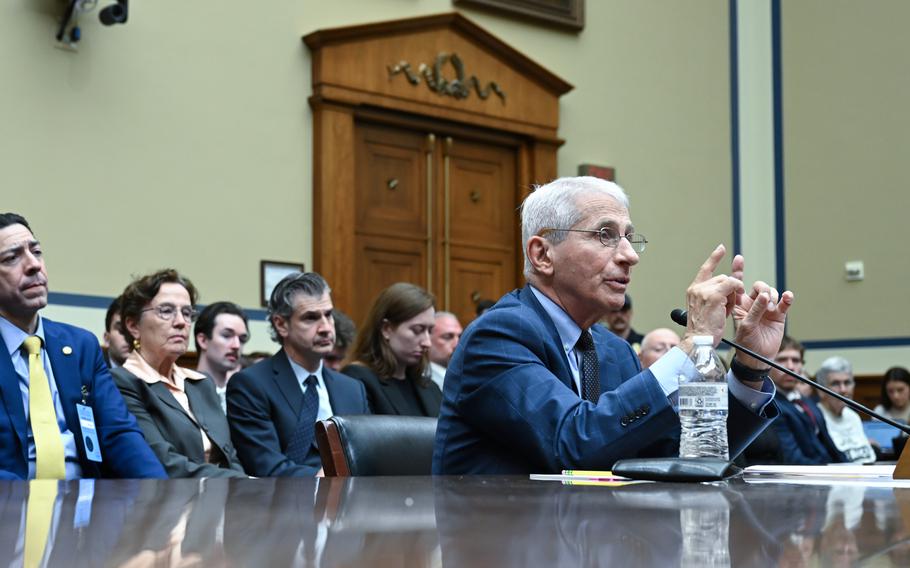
[24,480,58,568]
[23,337,66,480]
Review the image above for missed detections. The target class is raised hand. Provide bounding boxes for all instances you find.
[733,280,794,369]
[683,245,746,348]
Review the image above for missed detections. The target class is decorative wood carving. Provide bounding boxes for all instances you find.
[388,52,506,102]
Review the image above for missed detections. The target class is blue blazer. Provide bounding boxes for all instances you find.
[432,286,780,474]
[770,392,847,465]
[0,318,166,480]
[227,350,370,477]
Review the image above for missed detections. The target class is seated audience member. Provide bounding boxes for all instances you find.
[602,293,644,351]
[433,177,789,474]
[767,336,847,465]
[342,283,442,417]
[111,269,247,478]
[102,296,131,369]
[324,309,355,372]
[227,272,369,477]
[815,356,875,463]
[429,311,463,390]
[194,301,250,412]
[638,327,680,369]
[0,212,164,479]
[874,366,910,423]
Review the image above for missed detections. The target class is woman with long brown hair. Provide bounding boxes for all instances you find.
[342,282,441,416]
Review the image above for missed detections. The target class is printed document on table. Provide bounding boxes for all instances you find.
[744,464,910,487]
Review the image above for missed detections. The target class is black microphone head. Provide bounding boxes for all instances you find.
[670,309,688,327]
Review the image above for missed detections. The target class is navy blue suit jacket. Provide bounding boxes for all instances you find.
[227,350,370,477]
[770,392,847,465]
[433,286,780,474]
[0,318,166,480]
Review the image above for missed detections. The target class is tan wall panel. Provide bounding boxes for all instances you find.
[783,1,910,341]
[1,0,732,344]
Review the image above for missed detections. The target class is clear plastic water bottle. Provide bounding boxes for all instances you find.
[678,335,729,459]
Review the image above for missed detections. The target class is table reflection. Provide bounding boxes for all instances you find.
[2,476,910,567]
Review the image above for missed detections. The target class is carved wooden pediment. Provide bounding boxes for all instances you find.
[303,12,572,139]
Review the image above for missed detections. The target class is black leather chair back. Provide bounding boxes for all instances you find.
[319,415,437,476]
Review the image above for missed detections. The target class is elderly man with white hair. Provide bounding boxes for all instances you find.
[433,176,793,474]
[815,356,876,463]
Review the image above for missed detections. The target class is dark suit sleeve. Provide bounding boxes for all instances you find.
[111,370,246,479]
[771,403,846,465]
[326,368,371,415]
[454,312,681,471]
[87,344,167,479]
[226,370,318,477]
[772,412,826,465]
[339,365,379,414]
[355,380,370,414]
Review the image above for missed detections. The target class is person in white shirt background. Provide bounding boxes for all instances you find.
[815,356,876,464]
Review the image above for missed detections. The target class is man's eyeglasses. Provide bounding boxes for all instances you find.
[141,304,198,322]
[540,228,648,253]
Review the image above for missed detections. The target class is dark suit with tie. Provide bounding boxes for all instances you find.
[111,367,247,478]
[341,363,442,417]
[770,392,846,465]
[0,318,165,480]
[227,350,370,477]
[433,286,779,474]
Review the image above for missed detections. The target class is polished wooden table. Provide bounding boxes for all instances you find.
[4,475,910,566]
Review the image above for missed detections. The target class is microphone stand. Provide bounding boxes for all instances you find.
[719,338,910,435]
[671,310,910,479]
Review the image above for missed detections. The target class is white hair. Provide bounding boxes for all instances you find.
[815,356,853,386]
[520,176,630,278]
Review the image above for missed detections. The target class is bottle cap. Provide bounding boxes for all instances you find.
[692,335,714,346]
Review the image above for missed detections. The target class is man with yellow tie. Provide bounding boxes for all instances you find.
[0,213,166,480]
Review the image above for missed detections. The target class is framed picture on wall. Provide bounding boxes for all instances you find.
[454,0,584,31]
[260,260,306,307]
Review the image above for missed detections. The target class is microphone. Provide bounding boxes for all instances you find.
[670,309,910,435]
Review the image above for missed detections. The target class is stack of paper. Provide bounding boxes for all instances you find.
[743,464,910,487]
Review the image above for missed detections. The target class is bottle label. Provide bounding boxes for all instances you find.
[678,383,728,410]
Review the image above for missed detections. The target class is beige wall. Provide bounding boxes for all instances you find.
[782,1,910,371]
[1,1,733,352]
[783,0,910,340]
[4,1,904,371]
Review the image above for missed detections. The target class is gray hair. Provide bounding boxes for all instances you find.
[434,311,458,320]
[815,356,853,386]
[267,272,331,343]
[520,176,630,278]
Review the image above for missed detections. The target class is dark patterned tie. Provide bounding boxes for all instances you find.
[286,375,320,464]
[794,399,819,434]
[576,330,600,402]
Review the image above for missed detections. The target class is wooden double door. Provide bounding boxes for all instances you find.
[351,120,521,325]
